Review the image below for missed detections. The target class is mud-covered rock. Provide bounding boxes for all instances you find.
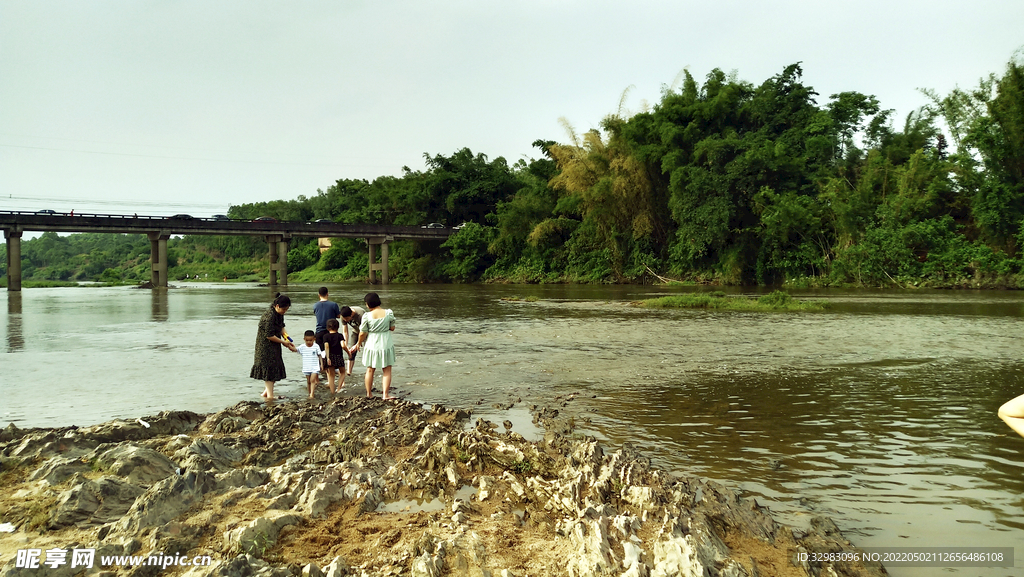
[49,476,145,528]
[93,444,178,485]
[0,397,885,577]
[109,470,214,536]
[28,455,90,485]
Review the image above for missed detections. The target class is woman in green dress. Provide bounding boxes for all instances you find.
[251,293,297,400]
[357,292,396,399]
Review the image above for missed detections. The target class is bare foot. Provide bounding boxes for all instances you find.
[260,391,269,398]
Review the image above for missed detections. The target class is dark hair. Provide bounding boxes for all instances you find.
[303,330,315,338]
[340,306,352,317]
[364,292,381,309]
[327,318,340,331]
[318,286,329,297]
[272,293,291,308]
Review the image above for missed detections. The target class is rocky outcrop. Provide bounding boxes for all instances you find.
[0,399,885,577]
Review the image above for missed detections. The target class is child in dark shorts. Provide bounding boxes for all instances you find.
[322,319,348,393]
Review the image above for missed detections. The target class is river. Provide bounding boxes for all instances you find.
[2,283,1022,576]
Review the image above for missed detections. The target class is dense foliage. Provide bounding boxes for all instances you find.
[5,55,1023,287]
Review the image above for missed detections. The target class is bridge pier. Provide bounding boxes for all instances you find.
[148,232,170,288]
[267,235,289,288]
[368,236,392,284]
[4,228,23,291]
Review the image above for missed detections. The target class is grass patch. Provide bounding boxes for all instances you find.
[0,280,80,288]
[509,459,533,475]
[639,290,829,312]
[0,460,29,486]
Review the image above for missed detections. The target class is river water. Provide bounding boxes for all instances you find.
[2,283,1022,576]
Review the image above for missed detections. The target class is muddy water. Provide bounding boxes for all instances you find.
[2,283,1023,576]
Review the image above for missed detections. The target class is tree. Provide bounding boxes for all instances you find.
[422,148,520,225]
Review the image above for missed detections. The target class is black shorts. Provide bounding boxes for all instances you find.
[325,355,346,371]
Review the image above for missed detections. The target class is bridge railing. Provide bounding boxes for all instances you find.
[0,210,240,222]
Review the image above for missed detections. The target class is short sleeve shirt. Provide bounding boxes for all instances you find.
[296,343,323,373]
[313,300,341,334]
[343,306,365,339]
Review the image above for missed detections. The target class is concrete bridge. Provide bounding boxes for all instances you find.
[0,211,453,291]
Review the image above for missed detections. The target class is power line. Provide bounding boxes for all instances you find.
[0,143,406,168]
[2,194,229,210]
[0,132,414,164]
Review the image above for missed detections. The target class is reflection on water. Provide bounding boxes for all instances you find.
[152,289,168,322]
[1,283,1023,576]
[6,291,22,351]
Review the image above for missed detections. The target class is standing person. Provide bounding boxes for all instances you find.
[296,330,323,399]
[340,305,366,377]
[251,293,296,401]
[357,292,396,399]
[313,287,341,374]
[322,319,348,393]
[998,394,1024,438]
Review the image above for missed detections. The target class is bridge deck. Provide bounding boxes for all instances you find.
[0,211,452,239]
[2,211,453,289]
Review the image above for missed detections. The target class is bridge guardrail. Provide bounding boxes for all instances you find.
[0,211,454,239]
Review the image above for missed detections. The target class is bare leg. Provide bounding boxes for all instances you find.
[998,394,1024,438]
[262,381,274,401]
[382,366,393,399]
[310,374,320,398]
[326,366,336,394]
[365,367,375,398]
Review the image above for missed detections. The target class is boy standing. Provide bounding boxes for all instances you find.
[296,330,323,398]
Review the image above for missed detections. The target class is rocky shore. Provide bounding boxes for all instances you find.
[0,396,887,577]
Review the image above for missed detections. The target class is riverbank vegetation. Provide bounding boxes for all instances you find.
[4,53,1023,288]
[640,290,830,311]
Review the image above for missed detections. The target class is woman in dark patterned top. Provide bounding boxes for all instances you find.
[251,293,296,401]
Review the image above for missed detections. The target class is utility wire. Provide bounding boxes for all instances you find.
[2,194,230,210]
[0,132,410,163]
[0,143,403,168]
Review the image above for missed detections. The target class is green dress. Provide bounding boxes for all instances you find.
[359,309,396,369]
[250,306,287,381]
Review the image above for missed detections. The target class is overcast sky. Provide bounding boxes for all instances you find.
[2,1,1022,218]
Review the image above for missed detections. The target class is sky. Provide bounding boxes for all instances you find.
[2,1,1022,218]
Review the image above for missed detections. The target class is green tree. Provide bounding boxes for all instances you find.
[440,222,496,282]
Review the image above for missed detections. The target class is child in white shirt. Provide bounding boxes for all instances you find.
[296,330,323,398]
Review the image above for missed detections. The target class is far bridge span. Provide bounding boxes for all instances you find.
[0,211,453,291]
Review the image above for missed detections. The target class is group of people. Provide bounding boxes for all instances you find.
[246,287,1024,440]
[249,287,397,401]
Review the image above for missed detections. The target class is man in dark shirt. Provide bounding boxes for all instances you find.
[313,287,341,374]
